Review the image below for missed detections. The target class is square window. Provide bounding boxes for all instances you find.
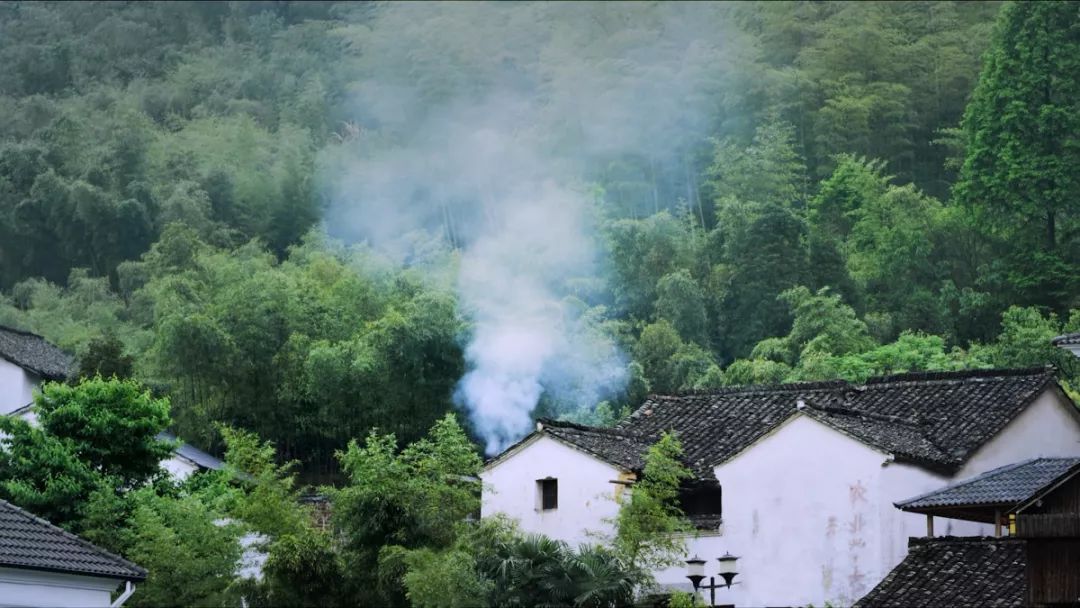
[538,478,558,510]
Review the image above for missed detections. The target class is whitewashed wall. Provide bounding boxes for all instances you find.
[0,567,121,608]
[160,454,200,480]
[0,358,36,417]
[480,388,1080,607]
[481,435,624,545]
[878,462,988,574]
[696,414,891,607]
[958,389,1080,476]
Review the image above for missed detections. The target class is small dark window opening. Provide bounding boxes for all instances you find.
[679,482,722,518]
[538,478,558,510]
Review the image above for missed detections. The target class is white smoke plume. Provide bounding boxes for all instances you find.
[321,2,741,453]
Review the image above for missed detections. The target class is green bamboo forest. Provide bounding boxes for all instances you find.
[0,2,1077,606]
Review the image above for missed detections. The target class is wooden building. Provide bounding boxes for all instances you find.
[859,457,1080,606]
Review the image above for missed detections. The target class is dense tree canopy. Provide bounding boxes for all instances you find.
[5,3,1079,606]
[954,0,1080,313]
[0,377,172,526]
[0,0,1076,478]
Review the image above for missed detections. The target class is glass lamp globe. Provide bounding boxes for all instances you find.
[685,556,706,579]
[717,552,739,576]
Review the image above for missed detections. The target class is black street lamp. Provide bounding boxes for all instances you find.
[685,553,739,607]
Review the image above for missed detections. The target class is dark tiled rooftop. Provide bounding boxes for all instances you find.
[0,326,73,380]
[157,431,225,471]
[854,537,1025,608]
[537,419,651,472]
[897,457,1080,511]
[488,369,1063,479]
[618,368,1058,476]
[803,407,958,473]
[1052,332,1080,346]
[0,499,146,581]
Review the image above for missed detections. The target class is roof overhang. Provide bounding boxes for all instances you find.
[895,502,1012,524]
[1016,461,1080,514]
[481,431,544,472]
[895,460,1080,524]
[482,429,633,475]
[0,561,147,583]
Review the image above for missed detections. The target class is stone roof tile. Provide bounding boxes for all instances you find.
[537,419,651,472]
[0,499,146,581]
[0,326,73,380]
[1052,332,1080,346]
[854,537,1025,607]
[619,367,1057,475]
[897,457,1080,511]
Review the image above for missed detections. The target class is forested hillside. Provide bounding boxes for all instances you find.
[1,1,1078,478]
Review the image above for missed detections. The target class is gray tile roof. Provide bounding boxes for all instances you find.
[536,419,651,472]
[897,457,1080,511]
[618,367,1059,476]
[0,326,73,380]
[0,499,146,581]
[803,406,957,472]
[157,432,225,471]
[1052,332,1080,346]
[488,369,1064,479]
[854,537,1025,608]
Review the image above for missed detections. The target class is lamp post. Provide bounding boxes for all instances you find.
[685,553,739,607]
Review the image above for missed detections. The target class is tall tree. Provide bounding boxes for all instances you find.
[954,1,1080,311]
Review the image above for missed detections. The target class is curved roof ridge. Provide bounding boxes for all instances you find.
[538,417,643,437]
[665,379,849,397]
[896,457,1080,511]
[804,401,926,427]
[663,366,1055,400]
[908,535,1025,547]
[862,366,1054,385]
[1052,332,1080,346]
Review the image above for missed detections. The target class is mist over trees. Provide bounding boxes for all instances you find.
[1,0,1078,473]
[1,1,1079,606]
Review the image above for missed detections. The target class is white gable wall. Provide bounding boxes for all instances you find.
[480,387,1080,607]
[957,388,1080,476]
[695,414,892,607]
[877,462,989,576]
[481,435,624,546]
[0,567,121,608]
[871,387,1080,597]
[0,358,36,417]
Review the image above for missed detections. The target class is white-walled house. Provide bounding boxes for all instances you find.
[481,367,1080,607]
[1054,332,1080,358]
[0,498,146,607]
[0,326,265,588]
[0,325,224,481]
[0,327,71,418]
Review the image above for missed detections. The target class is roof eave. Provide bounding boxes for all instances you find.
[481,431,544,472]
[482,429,638,475]
[0,560,147,582]
[1015,461,1080,514]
